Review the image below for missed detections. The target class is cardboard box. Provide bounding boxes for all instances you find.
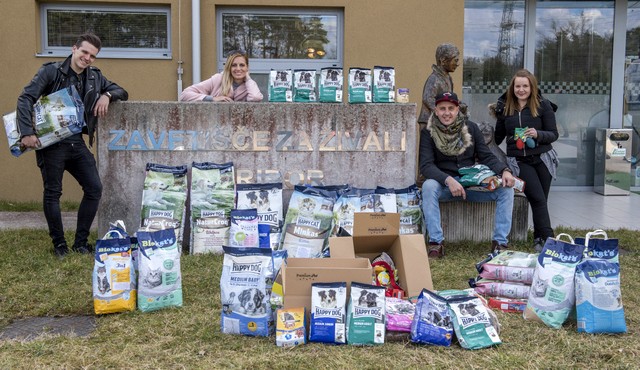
[281,258,373,311]
[329,213,433,298]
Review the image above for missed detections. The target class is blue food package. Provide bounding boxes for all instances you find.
[411,289,453,346]
[309,282,347,344]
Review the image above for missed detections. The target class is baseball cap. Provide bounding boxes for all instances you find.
[435,92,459,106]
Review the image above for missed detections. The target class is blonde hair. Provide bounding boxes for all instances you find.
[504,69,541,117]
[221,51,249,97]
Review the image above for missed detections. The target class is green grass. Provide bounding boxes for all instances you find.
[0,199,79,212]
[0,228,639,369]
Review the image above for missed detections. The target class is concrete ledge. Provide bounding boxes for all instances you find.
[440,194,529,242]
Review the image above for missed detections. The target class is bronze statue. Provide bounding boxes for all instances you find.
[418,43,462,124]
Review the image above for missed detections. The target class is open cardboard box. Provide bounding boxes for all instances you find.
[329,213,433,298]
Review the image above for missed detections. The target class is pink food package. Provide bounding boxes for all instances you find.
[473,279,531,299]
[479,264,535,284]
[385,297,415,332]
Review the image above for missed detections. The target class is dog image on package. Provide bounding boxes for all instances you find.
[372,66,395,103]
[319,67,343,102]
[269,69,293,102]
[347,283,386,345]
[309,282,347,344]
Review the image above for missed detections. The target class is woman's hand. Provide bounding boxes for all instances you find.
[213,96,233,102]
[524,127,538,139]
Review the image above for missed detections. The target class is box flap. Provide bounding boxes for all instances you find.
[352,213,400,237]
[328,237,356,258]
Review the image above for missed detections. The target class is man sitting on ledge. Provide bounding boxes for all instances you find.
[419,92,515,258]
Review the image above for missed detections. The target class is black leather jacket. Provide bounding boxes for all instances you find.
[16,55,128,146]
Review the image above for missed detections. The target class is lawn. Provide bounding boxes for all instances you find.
[0,227,638,369]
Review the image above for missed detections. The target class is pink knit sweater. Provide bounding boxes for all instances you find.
[179,73,263,102]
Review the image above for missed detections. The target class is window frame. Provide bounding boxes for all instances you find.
[39,3,172,60]
[216,7,344,73]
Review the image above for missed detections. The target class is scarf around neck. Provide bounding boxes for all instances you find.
[427,113,472,156]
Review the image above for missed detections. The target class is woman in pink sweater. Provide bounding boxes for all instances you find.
[179,51,263,102]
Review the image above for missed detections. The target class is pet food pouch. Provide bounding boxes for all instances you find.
[411,289,453,346]
[309,282,347,344]
[293,69,317,102]
[236,183,284,249]
[347,283,386,345]
[93,226,137,315]
[385,297,415,332]
[280,185,337,258]
[487,297,528,313]
[268,69,293,102]
[469,278,531,299]
[229,209,259,248]
[372,66,395,103]
[319,67,343,102]
[220,246,273,337]
[395,185,424,235]
[137,228,183,312]
[524,234,585,329]
[448,295,502,350]
[575,259,626,333]
[276,307,307,347]
[476,250,538,284]
[140,163,188,246]
[348,68,372,103]
[190,162,235,254]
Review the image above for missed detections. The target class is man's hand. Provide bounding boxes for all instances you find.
[93,94,111,117]
[502,170,516,187]
[445,176,466,199]
[21,135,40,149]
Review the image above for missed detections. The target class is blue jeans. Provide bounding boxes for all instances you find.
[421,179,514,245]
[36,141,102,247]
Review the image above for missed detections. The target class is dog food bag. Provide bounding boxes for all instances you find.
[93,227,137,315]
[309,282,347,344]
[190,161,235,254]
[136,228,183,312]
[348,68,372,103]
[293,69,317,102]
[140,163,188,246]
[347,283,386,345]
[476,250,538,284]
[487,297,528,313]
[410,289,453,346]
[229,209,259,248]
[220,246,273,337]
[448,295,502,350]
[385,297,415,332]
[280,185,337,258]
[469,278,531,300]
[372,66,395,103]
[524,234,585,329]
[269,69,293,102]
[236,183,284,249]
[371,188,398,213]
[276,307,307,347]
[319,67,343,102]
[394,185,424,235]
[575,259,626,334]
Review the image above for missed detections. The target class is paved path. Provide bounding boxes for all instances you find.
[0,211,96,230]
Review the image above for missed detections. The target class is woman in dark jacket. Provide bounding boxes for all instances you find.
[494,69,559,252]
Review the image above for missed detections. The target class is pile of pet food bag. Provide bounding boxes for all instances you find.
[91,160,627,351]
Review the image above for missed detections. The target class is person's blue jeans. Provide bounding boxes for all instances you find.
[36,141,102,248]
[421,179,514,245]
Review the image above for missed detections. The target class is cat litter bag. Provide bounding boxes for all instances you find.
[140,163,188,246]
[280,185,337,258]
[229,209,259,248]
[93,225,137,314]
[575,259,626,333]
[476,250,538,284]
[319,67,343,102]
[268,69,293,102]
[348,68,372,103]
[394,185,423,235]
[236,183,283,249]
[293,69,317,102]
[136,228,183,312]
[575,230,619,263]
[189,161,235,254]
[410,289,453,346]
[347,283,386,345]
[524,234,585,329]
[372,66,395,103]
[220,246,273,337]
[448,295,502,350]
[309,282,347,344]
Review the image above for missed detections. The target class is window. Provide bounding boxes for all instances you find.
[40,4,171,59]
[216,7,343,72]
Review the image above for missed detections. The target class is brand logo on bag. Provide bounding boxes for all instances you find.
[354,306,383,319]
[149,209,174,219]
[232,262,263,274]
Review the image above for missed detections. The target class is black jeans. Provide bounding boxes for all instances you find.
[517,155,554,240]
[36,141,102,247]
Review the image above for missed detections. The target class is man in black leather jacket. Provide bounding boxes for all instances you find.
[16,33,128,258]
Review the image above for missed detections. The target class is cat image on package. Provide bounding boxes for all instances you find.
[236,183,283,249]
[394,185,424,235]
[293,69,317,102]
[136,228,183,312]
[276,307,307,347]
[140,163,188,245]
[309,282,347,344]
[348,68,372,103]
[319,67,343,102]
[373,66,395,103]
[269,69,293,102]
[347,283,386,345]
[190,162,235,254]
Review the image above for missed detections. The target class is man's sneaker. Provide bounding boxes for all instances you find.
[54,243,69,258]
[533,237,545,253]
[491,240,509,254]
[72,243,93,254]
[428,242,444,258]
